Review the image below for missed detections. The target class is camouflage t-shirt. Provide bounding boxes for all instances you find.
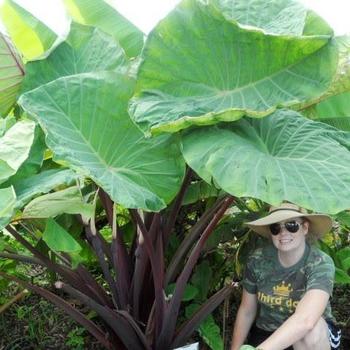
[242,243,335,332]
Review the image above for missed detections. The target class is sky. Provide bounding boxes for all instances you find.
[0,0,349,35]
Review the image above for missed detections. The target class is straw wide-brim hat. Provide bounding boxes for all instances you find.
[246,203,332,239]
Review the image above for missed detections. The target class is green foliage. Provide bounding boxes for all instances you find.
[0,187,16,230]
[20,71,185,211]
[0,32,24,116]
[182,109,350,214]
[22,187,94,219]
[1,0,350,349]
[186,303,224,350]
[129,0,337,134]
[43,218,82,253]
[318,240,350,284]
[66,327,86,349]
[64,0,144,58]
[0,0,58,60]
[166,283,199,302]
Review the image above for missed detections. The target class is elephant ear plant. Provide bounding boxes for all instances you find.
[1,0,350,349]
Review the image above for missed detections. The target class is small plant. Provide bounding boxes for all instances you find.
[66,327,86,350]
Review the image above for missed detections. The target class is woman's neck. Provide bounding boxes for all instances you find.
[278,241,306,267]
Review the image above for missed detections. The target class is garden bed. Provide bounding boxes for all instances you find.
[0,284,348,349]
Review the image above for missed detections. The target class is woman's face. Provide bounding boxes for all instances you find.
[270,218,309,253]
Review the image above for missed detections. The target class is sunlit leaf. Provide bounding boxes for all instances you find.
[212,0,333,36]
[129,0,336,135]
[22,22,128,92]
[64,0,144,57]
[0,120,35,184]
[0,0,58,60]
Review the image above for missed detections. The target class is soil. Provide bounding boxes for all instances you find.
[0,292,105,350]
[0,284,349,349]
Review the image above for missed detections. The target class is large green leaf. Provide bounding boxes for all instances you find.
[19,73,185,211]
[0,33,24,116]
[0,120,35,184]
[0,0,58,60]
[22,22,128,92]
[212,0,333,36]
[298,36,350,116]
[43,218,82,253]
[129,0,337,135]
[13,168,77,208]
[22,186,93,219]
[0,186,16,230]
[181,109,350,214]
[64,0,144,58]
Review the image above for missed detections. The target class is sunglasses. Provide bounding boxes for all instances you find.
[269,220,302,236]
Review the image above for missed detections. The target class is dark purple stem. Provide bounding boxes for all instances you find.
[156,196,235,349]
[163,167,193,246]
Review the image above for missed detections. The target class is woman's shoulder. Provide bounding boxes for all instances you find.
[304,244,335,271]
[308,245,334,263]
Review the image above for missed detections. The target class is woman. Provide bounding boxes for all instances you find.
[230,203,341,350]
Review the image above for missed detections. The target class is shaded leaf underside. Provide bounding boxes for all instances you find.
[0,33,24,116]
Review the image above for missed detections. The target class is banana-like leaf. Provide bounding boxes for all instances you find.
[22,22,128,92]
[129,0,337,135]
[64,0,144,58]
[0,120,35,184]
[22,186,93,219]
[212,0,333,36]
[0,0,58,60]
[0,33,24,116]
[182,109,350,214]
[13,168,77,208]
[0,186,16,230]
[19,72,185,211]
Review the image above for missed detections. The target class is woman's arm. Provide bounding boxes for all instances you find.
[230,289,258,350]
[257,289,330,350]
